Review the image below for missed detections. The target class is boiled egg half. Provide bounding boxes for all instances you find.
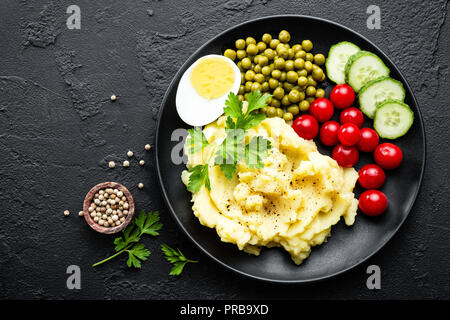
[176,54,241,126]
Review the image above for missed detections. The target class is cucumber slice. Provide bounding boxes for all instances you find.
[374,100,414,139]
[359,77,405,119]
[345,51,390,92]
[326,41,360,84]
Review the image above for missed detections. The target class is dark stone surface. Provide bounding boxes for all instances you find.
[0,0,449,299]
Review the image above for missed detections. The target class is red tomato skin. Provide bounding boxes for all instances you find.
[359,190,388,216]
[358,164,386,189]
[340,107,364,128]
[374,143,403,170]
[319,121,340,146]
[292,115,319,140]
[357,128,380,152]
[309,98,334,123]
[332,144,359,167]
[338,123,361,146]
[330,84,355,109]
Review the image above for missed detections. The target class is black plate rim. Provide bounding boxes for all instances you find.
[155,14,426,284]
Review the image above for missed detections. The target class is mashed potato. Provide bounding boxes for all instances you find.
[181,116,358,265]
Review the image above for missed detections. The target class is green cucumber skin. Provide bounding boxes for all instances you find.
[326,41,360,84]
[358,76,406,119]
[374,99,414,139]
[344,51,390,92]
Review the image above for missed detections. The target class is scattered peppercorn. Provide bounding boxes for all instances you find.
[138,183,144,189]
[64,210,70,216]
[123,160,130,167]
[110,94,117,101]
[108,161,115,168]
[144,144,151,151]
[139,160,145,166]
[78,211,84,217]
[127,150,134,158]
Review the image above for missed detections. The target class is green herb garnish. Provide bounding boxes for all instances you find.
[161,244,198,276]
[92,210,163,268]
[187,90,272,193]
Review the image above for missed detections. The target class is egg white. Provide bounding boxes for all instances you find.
[176,54,242,127]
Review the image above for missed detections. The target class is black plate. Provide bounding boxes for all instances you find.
[155,15,425,283]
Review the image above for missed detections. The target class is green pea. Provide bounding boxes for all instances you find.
[246,43,258,56]
[253,64,262,74]
[281,95,291,106]
[266,106,277,117]
[285,60,295,71]
[301,40,313,52]
[236,50,247,60]
[238,85,245,95]
[297,69,308,77]
[283,82,294,92]
[288,89,301,103]
[299,100,310,112]
[269,39,280,49]
[253,55,261,65]
[262,33,272,44]
[287,105,300,116]
[304,61,313,72]
[273,87,285,100]
[237,94,244,102]
[274,58,286,69]
[242,58,252,69]
[315,88,326,98]
[278,30,291,43]
[297,76,308,87]
[276,108,284,118]
[246,37,256,45]
[264,48,276,60]
[240,73,245,84]
[294,58,305,69]
[286,70,299,83]
[254,73,265,83]
[277,47,289,59]
[269,78,279,89]
[235,39,246,50]
[295,50,306,59]
[271,69,281,79]
[307,75,317,86]
[283,112,293,121]
[224,49,236,61]
[257,41,267,52]
[314,53,326,66]
[258,55,269,66]
[279,71,287,82]
[312,68,324,81]
[320,73,326,82]
[261,82,269,92]
[251,82,261,92]
[271,98,281,108]
[306,97,315,104]
[261,107,268,114]
[288,48,295,60]
[261,66,271,76]
[292,44,302,52]
[305,52,314,62]
[237,61,244,72]
[245,70,255,81]
[245,81,253,92]
[306,86,316,96]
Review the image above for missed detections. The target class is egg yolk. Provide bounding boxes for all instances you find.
[190,57,235,99]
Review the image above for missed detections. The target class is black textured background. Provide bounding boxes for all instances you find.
[0,0,449,300]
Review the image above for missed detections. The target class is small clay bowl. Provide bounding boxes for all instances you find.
[83,182,135,234]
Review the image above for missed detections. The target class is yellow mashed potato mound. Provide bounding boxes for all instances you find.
[181,116,359,265]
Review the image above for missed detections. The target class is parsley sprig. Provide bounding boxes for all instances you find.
[92,210,163,268]
[187,90,272,193]
[161,244,198,276]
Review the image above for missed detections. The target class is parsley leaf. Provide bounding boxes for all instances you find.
[161,244,197,276]
[187,127,209,154]
[93,210,162,268]
[246,90,272,115]
[187,164,210,192]
[223,92,243,119]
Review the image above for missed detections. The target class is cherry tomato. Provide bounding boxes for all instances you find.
[338,123,361,146]
[330,84,355,109]
[332,144,359,167]
[339,107,364,128]
[357,128,379,152]
[358,164,386,189]
[319,121,340,146]
[359,190,388,216]
[374,143,403,170]
[309,98,334,123]
[292,115,319,140]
